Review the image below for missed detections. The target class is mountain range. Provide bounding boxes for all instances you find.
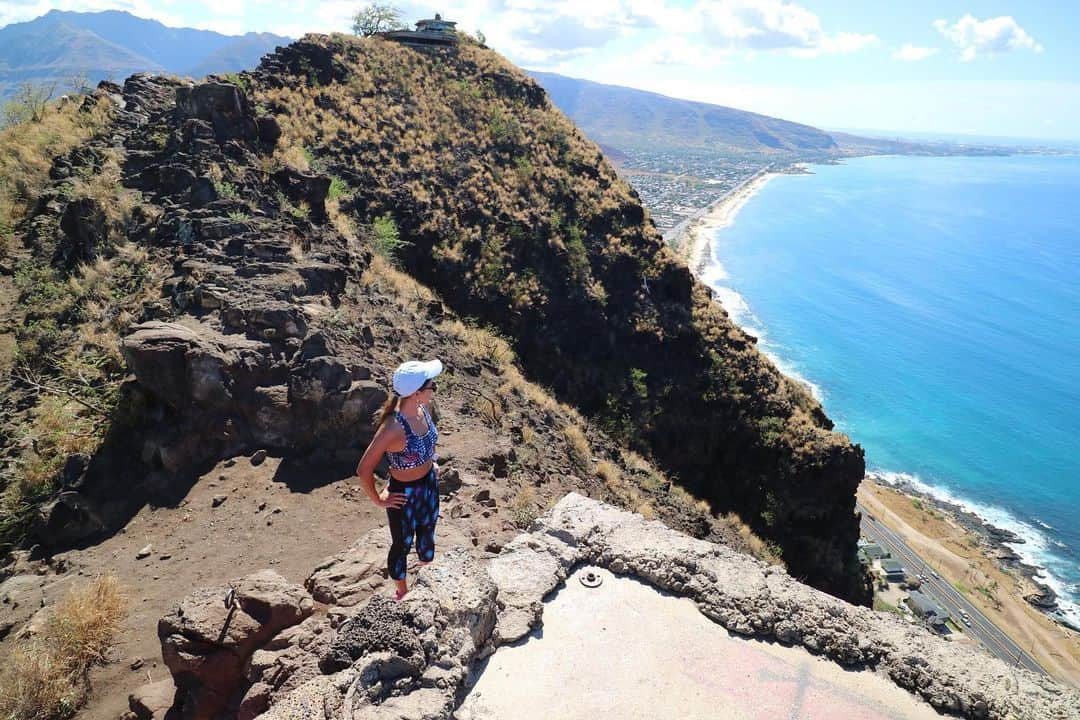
[0,11,1004,161]
[0,10,290,99]
[530,69,839,158]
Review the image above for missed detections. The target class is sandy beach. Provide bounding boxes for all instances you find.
[675,170,778,273]
[859,478,1080,687]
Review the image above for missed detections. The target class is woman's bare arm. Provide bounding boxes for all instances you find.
[356,423,406,508]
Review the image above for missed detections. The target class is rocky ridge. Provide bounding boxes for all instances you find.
[3,57,764,714]
[10,70,391,549]
[2,32,869,605]
[246,34,870,602]
[141,495,1079,720]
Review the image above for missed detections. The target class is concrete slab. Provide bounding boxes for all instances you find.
[457,566,943,720]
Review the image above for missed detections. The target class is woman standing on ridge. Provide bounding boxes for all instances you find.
[356,359,443,600]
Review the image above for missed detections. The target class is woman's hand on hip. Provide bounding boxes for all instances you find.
[377,488,407,509]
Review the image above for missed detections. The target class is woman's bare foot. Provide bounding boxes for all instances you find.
[394,579,408,601]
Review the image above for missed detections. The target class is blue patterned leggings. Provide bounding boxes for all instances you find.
[386,467,439,581]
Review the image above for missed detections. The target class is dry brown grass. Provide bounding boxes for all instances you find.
[67,149,140,242]
[362,254,436,312]
[508,486,539,529]
[473,391,504,426]
[8,397,98,496]
[444,320,514,369]
[0,96,111,259]
[669,482,713,516]
[595,460,622,491]
[635,500,656,520]
[563,425,592,471]
[723,512,784,566]
[67,242,166,366]
[0,576,126,720]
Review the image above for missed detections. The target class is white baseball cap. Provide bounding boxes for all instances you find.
[392,359,443,396]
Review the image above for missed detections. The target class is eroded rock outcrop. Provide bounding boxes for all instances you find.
[159,496,1077,720]
[13,71,389,551]
[157,570,314,719]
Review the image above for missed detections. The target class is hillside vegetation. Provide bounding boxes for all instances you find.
[249,34,868,601]
[0,66,803,715]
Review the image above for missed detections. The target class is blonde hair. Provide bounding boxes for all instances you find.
[373,392,400,428]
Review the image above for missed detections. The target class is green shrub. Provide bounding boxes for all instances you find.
[223,73,249,93]
[565,223,589,282]
[369,213,411,264]
[213,180,238,199]
[327,176,350,200]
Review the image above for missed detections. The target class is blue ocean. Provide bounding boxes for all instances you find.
[700,154,1080,628]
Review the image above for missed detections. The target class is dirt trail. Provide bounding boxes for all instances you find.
[0,272,15,373]
[67,400,578,718]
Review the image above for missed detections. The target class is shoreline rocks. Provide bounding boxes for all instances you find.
[866,473,1066,618]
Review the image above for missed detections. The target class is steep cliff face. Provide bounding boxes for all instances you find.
[247,35,869,603]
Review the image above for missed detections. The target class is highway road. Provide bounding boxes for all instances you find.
[857,504,1046,676]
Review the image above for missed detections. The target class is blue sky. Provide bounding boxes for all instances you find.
[3,1,1077,140]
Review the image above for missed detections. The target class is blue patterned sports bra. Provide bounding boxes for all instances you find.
[385,406,438,471]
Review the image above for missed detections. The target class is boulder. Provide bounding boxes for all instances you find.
[256,115,282,145]
[485,546,563,644]
[32,491,108,547]
[57,197,107,268]
[222,300,308,340]
[158,570,313,720]
[0,575,45,641]
[175,82,256,141]
[340,381,387,426]
[298,331,333,360]
[288,356,352,405]
[121,320,269,412]
[128,679,176,720]
[305,529,389,607]
[121,321,218,411]
[296,261,348,297]
[240,615,332,718]
[156,164,197,195]
[319,595,426,674]
[272,168,331,223]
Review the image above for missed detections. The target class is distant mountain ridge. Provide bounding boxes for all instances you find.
[0,10,290,99]
[530,70,838,159]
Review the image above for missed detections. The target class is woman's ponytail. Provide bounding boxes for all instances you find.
[374,392,399,428]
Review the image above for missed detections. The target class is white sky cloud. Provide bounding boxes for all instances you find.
[638,36,734,68]
[393,0,876,65]
[933,14,1043,62]
[893,43,938,62]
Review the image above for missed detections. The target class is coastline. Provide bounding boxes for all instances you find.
[672,168,780,274]
[859,476,1080,687]
[671,159,1080,687]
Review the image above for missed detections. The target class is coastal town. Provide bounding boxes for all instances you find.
[612,146,766,233]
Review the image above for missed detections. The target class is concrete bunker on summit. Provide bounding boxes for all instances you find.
[386,13,460,46]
